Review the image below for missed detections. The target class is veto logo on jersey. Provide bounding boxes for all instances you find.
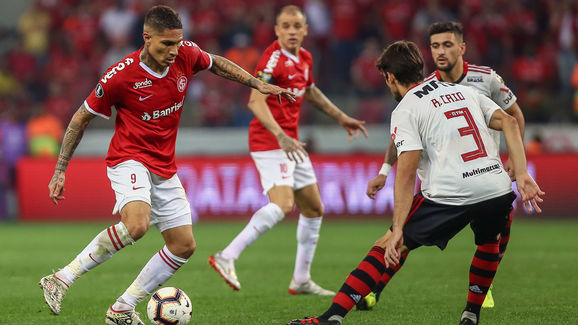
[264,50,281,74]
[101,57,134,84]
[141,99,184,121]
[134,78,152,89]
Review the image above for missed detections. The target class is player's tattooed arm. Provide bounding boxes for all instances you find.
[209,54,295,103]
[49,104,95,204]
[305,86,368,140]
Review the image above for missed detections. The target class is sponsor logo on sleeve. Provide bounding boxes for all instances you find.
[467,76,483,83]
[95,83,104,98]
[101,57,134,84]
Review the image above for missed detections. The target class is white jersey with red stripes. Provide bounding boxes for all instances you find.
[424,61,517,153]
[391,80,512,205]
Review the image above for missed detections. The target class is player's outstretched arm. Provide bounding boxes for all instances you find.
[48,104,95,205]
[489,109,545,213]
[503,102,525,180]
[209,54,295,103]
[247,90,307,162]
[304,86,368,141]
[367,138,398,199]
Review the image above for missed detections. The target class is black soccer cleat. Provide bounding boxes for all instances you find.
[459,319,476,325]
[287,316,341,325]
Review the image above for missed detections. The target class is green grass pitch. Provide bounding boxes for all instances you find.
[0,219,576,324]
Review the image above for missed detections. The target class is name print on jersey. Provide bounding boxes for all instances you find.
[101,57,134,84]
[431,91,466,108]
[141,98,184,121]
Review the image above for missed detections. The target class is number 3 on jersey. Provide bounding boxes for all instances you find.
[444,107,487,162]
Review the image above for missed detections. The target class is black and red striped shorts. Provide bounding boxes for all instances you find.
[397,191,516,250]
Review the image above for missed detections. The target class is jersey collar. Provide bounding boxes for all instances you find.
[138,49,170,78]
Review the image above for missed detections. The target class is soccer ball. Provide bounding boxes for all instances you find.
[147,287,192,324]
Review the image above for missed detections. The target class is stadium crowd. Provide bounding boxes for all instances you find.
[0,0,577,219]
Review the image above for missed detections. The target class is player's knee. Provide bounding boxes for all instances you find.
[277,201,294,215]
[301,204,324,218]
[168,239,196,259]
[126,222,149,241]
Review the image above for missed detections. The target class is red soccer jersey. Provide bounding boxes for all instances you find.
[85,41,212,178]
[248,40,315,152]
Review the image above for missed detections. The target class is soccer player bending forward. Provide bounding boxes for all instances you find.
[358,21,526,310]
[287,41,544,325]
[39,5,295,325]
[208,5,367,296]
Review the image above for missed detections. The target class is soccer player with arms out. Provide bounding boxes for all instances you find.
[358,21,526,310]
[39,6,295,325]
[287,41,543,325]
[208,5,367,295]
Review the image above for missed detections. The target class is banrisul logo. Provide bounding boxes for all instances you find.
[141,98,184,121]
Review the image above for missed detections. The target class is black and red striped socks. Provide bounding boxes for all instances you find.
[465,240,500,317]
[319,246,386,320]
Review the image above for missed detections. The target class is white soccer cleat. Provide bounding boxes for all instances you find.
[289,279,336,296]
[105,307,145,325]
[208,252,241,290]
[38,274,69,315]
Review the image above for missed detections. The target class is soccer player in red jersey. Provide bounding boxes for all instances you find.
[208,5,368,295]
[288,41,543,325]
[38,6,295,325]
[358,21,527,311]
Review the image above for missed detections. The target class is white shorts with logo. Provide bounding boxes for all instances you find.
[250,149,318,194]
[106,160,192,232]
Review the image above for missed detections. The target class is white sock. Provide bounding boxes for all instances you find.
[113,245,188,310]
[56,222,134,286]
[221,203,284,260]
[293,214,322,284]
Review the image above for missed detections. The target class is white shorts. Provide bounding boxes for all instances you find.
[250,149,317,194]
[107,160,192,232]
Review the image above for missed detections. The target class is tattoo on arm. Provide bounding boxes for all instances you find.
[56,106,94,172]
[210,54,262,89]
[305,86,344,120]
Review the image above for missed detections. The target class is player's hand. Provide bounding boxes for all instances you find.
[48,171,66,205]
[276,132,308,163]
[515,173,545,213]
[384,228,403,268]
[504,159,515,181]
[257,83,296,103]
[366,175,386,199]
[338,115,368,141]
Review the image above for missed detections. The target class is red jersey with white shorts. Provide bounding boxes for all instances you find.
[249,40,315,152]
[85,41,212,178]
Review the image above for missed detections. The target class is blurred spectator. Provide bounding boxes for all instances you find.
[350,38,384,97]
[572,62,578,118]
[100,0,137,45]
[25,107,63,158]
[525,134,544,155]
[224,32,260,73]
[17,2,51,56]
[0,107,27,219]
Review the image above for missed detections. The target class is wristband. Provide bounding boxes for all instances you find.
[378,163,392,176]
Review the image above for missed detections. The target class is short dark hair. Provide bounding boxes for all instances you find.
[375,41,424,85]
[144,5,182,32]
[428,21,463,40]
[276,5,306,24]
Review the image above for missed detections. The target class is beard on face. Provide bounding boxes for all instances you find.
[436,58,457,72]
